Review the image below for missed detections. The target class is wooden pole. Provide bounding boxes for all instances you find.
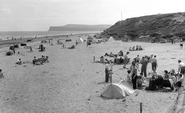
[140,102,142,113]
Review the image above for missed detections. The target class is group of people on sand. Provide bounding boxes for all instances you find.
[126,54,185,91]
[129,45,143,51]
[32,55,49,65]
[39,44,45,52]
[105,61,114,83]
[99,51,130,66]
[104,50,124,57]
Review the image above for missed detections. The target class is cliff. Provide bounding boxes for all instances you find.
[100,12,185,41]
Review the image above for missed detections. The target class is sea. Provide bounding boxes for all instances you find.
[0,31,101,40]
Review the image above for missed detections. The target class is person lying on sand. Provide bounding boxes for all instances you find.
[68,45,75,49]
[104,52,117,57]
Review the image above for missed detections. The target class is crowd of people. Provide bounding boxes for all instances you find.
[103,52,185,92]
[127,54,185,91]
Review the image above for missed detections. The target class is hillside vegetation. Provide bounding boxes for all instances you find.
[100,12,185,41]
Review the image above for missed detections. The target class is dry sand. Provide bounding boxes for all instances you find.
[0,34,184,113]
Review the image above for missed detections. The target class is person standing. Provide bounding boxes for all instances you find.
[150,55,158,72]
[141,56,149,78]
[109,61,114,83]
[123,52,129,68]
[130,61,137,89]
[105,62,109,83]
[178,60,185,75]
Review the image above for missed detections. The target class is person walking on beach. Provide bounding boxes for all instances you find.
[0,69,4,79]
[150,55,158,72]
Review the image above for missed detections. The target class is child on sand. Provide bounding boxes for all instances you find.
[16,58,22,65]
[126,70,132,85]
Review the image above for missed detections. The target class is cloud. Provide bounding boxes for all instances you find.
[0,8,12,14]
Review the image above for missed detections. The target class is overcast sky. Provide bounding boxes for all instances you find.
[0,0,185,31]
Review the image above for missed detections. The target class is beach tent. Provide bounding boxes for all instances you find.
[100,83,135,99]
[108,36,115,41]
[77,38,84,43]
[80,38,84,43]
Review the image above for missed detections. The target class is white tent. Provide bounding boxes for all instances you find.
[108,36,115,41]
[100,82,135,99]
[78,38,84,43]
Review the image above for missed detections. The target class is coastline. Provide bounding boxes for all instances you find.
[0,31,100,48]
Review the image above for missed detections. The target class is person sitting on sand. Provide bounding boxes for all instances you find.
[139,46,143,50]
[118,50,123,56]
[9,46,15,54]
[136,45,139,51]
[132,46,135,51]
[136,74,142,89]
[175,73,184,90]
[109,52,114,57]
[129,47,132,51]
[119,57,124,64]
[162,70,174,90]
[16,58,22,65]
[100,56,105,63]
[32,56,37,65]
[39,44,45,51]
[0,69,4,79]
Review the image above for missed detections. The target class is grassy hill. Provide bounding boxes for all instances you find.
[100,12,185,41]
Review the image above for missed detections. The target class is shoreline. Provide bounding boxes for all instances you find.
[0,32,100,48]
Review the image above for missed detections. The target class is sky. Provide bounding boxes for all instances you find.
[0,0,185,31]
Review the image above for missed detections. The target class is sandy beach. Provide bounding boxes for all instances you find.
[0,34,184,113]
